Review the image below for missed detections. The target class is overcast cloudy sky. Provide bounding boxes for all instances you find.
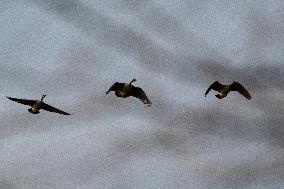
[0,0,283,188]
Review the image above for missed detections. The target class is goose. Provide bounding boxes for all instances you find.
[105,79,152,106]
[7,95,71,115]
[205,81,251,100]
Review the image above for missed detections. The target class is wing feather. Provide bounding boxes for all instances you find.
[105,82,124,94]
[205,81,224,96]
[7,96,36,106]
[230,82,251,100]
[130,86,151,106]
[41,103,71,115]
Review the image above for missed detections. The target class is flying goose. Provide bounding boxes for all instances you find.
[7,95,71,115]
[105,79,152,106]
[205,81,251,100]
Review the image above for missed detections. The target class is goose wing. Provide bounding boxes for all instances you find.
[7,96,36,106]
[205,81,224,96]
[105,82,124,94]
[130,86,151,106]
[41,103,71,115]
[230,82,252,100]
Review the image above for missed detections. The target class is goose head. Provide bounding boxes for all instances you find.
[41,95,46,101]
[129,79,137,84]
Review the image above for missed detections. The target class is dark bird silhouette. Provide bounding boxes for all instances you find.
[205,81,251,100]
[105,79,152,106]
[7,95,71,115]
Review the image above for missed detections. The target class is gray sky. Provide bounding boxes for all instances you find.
[0,0,283,188]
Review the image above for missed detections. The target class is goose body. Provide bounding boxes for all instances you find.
[106,79,151,106]
[7,95,71,115]
[116,83,133,97]
[205,81,251,100]
[29,100,42,114]
[216,85,230,99]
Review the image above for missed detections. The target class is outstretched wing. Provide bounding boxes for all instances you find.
[230,82,251,100]
[7,96,36,106]
[205,81,224,96]
[130,86,151,106]
[105,82,124,94]
[41,103,71,115]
